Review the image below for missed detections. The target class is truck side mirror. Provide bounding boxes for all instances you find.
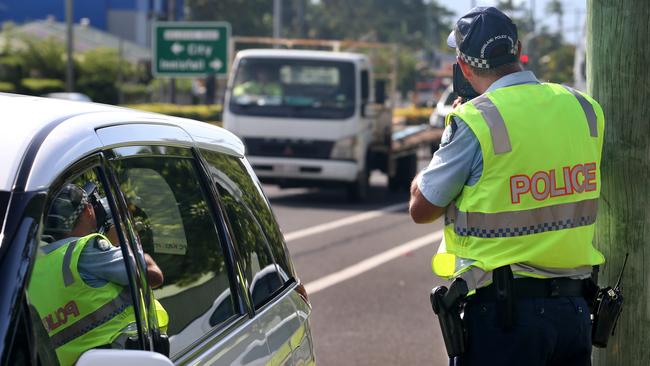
[374,80,386,105]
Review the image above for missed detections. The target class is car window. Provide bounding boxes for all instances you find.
[109,147,239,357]
[200,150,293,309]
[26,167,138,366]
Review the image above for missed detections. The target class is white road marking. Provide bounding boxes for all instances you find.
[304,230,443,295]
[283,202,408,242]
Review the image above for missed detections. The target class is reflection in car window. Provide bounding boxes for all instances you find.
[201,150,293,309]
[27,168,135,366]
[111,153,237,357]
[0,191,9,230]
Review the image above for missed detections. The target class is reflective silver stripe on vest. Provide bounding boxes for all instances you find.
[50,287,132,348]
[445,198,598,238]
[62,240,78,287]
[562,86,598,137]
[471,95,512,154]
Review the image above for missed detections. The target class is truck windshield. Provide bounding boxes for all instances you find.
[229,58,355,119]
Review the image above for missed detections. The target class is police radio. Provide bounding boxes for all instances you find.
[592,253,628,348]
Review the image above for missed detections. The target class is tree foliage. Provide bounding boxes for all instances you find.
[186,0,274,36]
[185,0,455,94]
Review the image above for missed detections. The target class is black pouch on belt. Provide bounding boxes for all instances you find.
[493,265,516,330]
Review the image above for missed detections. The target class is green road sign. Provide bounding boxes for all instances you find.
[153,21,230,77]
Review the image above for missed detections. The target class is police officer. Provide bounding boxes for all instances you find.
[409,7,604,365]
[233,67,282,99]
[28,183,165,366]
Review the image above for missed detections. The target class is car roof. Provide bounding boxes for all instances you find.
[236,48,367,63]
[0,93,244,192]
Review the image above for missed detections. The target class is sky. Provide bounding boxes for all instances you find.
[444,0,586,44]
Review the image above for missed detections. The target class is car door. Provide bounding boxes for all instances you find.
[97,123,272,365]
[199,149,315,366]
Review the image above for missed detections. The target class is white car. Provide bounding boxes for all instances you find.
[0,93,315,366]
[429,85,458,129]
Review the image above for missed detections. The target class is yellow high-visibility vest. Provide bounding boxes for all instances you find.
[28,234,136,366]
[433,83,605,279]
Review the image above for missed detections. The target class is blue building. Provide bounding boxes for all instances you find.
[0,0,184,46]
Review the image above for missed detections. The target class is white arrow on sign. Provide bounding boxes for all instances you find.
[171,42,184,55]
[209,58,223,71]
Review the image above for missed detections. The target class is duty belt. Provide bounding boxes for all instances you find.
[472,277,586,302]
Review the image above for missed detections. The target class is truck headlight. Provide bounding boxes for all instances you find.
[330,136,357,160]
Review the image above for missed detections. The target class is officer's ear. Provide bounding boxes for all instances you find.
[457,57,474,80]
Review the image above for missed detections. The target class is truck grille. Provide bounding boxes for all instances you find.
[244,138,334,159]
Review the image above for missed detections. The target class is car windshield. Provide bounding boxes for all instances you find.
[229,57,356,119]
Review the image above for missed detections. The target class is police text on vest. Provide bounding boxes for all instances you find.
[510,163,597,204]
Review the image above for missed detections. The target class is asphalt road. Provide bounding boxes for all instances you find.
[264,164,451,366]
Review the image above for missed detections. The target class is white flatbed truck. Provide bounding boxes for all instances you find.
[223,40,441,201]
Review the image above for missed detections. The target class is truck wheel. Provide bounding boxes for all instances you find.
[347,168,370,202]
[389,154,417,192]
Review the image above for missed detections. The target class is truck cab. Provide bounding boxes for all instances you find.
[223,49,389,201]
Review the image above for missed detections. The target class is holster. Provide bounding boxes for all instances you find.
[493,265,516,331]
[430,278,469,358]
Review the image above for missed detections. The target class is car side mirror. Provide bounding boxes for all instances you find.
[76,349,174,366]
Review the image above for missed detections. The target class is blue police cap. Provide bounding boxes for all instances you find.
[44,183,89,240]
[447,6,518,69]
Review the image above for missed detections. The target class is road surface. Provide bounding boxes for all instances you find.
[265,164,451,366]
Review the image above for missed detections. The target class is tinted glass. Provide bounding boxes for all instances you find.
[201,150,293,309]
[110,152,238,357]
[0,191,8,232]
[230,58,356,119]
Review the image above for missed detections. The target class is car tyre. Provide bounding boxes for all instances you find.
[388,154,417,192]
[347,167,369,202]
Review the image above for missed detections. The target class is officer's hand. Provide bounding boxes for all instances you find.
[452,96,464,110]
[145,253,164,289]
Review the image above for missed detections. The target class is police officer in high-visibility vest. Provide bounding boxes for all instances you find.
[409,7,604,365]
[28,183,167,366]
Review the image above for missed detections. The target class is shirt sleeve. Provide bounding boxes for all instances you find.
[78,238,129,287]
[417,117,482,207]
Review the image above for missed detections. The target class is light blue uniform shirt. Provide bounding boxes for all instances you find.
[418,71,541,206]
[42,236,129,287]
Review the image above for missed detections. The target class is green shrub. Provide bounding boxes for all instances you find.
[120,83,150,104]
[0,55,23,85]
[0,81,15,92]
[125,103,222,124]
[20,78,64,95]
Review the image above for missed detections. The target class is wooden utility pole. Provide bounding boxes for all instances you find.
[589,1,650,364]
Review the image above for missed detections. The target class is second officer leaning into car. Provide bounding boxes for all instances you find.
[409,6,605,365]
[28,182,165,366]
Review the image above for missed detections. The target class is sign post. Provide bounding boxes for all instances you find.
[152,22,231,77]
